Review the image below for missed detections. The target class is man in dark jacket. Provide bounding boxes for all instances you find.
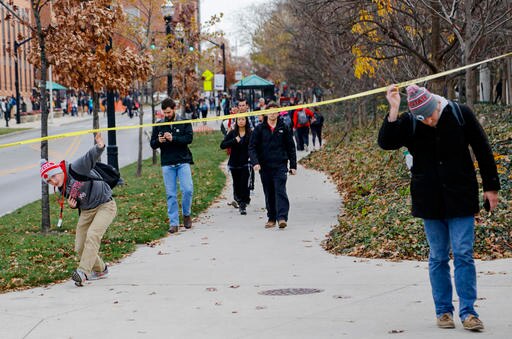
[378,84,500,332]
[249,102,297,229]
[150,98,194,234]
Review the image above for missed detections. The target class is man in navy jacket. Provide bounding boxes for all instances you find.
[249,102,297,229]
[378,84,500,331]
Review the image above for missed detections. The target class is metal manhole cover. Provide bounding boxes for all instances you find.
[258,288,324,296]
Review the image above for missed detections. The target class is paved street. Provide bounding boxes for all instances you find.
[0,149,510,338]
[0,110,220,217]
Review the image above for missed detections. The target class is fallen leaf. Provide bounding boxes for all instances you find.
[388,329,404,334]
[206,287,217,292]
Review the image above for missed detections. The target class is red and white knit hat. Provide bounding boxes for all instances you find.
[40,159,63,182]
[406,85,438,120]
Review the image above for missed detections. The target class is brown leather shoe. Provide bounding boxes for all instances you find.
[462,314,484,331]
[168,226,179,234]
[265,220,276,228]
[436,313,455,329]
[278,220,287,229]
[183,215,192,229]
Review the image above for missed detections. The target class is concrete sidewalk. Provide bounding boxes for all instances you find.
[0,151,511,339]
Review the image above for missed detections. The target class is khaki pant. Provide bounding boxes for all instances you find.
[75,200,117,275]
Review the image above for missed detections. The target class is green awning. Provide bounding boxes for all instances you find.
[46,81,67,90]
[232,74,274,88]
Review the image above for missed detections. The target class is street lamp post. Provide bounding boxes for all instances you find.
[161,0,175,98]
[207,40,227,92]
[105,37,119,172]
[14,37,32,124]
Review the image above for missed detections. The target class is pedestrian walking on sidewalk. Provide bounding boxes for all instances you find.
[40,133,116,287]
[378,84,500,332]
[220,116,252,215]
[150,98,194,234]
[293,103,314,151]
[4,99,11,127]
[249,102,297,229]
[310,106,324,149]
[0,97,6,120]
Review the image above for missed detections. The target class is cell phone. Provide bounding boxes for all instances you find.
[483,199,490,212]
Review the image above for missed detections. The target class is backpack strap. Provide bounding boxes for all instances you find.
[68,164,102,182]
[408,112,417,136]
[448,101,465,126]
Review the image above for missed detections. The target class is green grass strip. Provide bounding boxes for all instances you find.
[0,131,226,292]
[0,127,31,136]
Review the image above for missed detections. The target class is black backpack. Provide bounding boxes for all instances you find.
[68,162,120,189]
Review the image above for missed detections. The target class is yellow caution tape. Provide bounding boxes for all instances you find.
[1,51,511,150]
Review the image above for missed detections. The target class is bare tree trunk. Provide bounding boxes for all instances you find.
[447,79,456,100]
[33,2,50,233]
[430,0,443,93]
[151,77,158,165]
[464,1,476,109]
[137,84,143,177]
[91,85,99,136]
[506,57,512,105]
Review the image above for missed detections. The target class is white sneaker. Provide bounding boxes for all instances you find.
[89,265,109,280]
[72,269,88,287]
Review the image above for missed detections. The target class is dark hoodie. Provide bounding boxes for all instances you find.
[249,117,297,170]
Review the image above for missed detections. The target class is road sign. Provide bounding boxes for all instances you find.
[203,80,213,91]
[202,69,214,81]
[214,74,225,91]
[235,71,243,81]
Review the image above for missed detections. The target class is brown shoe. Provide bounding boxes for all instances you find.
[168,226,179,234]
[436,313,455,329]
[265,220,276,228]
[183,215,192,229]
[278,220,287,229]
[462,314,484,331]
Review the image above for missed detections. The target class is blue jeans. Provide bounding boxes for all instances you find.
[423,216,477,320]
[162,164,193,226]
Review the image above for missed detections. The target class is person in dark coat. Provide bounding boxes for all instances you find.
[220,116,252,215]
[249,102,297,229]
[378,84,500,332]
[150,98,194,234]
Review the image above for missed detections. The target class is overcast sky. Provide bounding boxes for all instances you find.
[200,0,269,56]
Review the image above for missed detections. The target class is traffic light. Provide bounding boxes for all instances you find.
[150,38,156,50]
[188,45,194,52]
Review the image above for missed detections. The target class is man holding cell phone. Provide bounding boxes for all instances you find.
[150,98,194,234]
[378,84,500,332]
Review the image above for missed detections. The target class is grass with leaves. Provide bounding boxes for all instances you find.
[302,103,512,260]
[0,127,31,136]
[0,131,226,293]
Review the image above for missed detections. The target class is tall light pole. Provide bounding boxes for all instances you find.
[161,0,175,98]
[14,37,32,124]
[207,40,227,92]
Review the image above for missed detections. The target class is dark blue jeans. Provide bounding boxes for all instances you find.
[259,166,289,221]
[423,216,477,321]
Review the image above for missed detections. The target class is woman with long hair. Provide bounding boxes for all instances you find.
[220,116,252,215]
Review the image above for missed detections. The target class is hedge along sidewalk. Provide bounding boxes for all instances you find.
[0,131,226,293]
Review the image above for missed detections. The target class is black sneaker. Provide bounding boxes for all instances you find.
[239,206,247,215]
